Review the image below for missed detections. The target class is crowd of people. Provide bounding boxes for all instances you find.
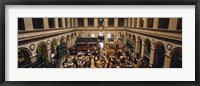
[94,44,134,68]
[61,43,151,68]
[62,54,92,68]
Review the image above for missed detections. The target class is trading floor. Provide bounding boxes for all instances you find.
[61,43,148,68]
[18,18,182,68]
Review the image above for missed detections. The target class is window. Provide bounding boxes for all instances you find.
[32,18,43,29]
[134,18,137,27]
[139,18,144,27]
[108,18,114,27]
[88,18,94,27]
[48,18,54,28]
[118,18,124,27]
[58,18,62,28]
[73,18,76,27]
[124,18,128,27]
[129,18,132,27]
[158,18,169,29]
[18,18,25,30]
[177,18,182,30]
[147,18,154,28]
[70,18,73,27]
[78,18,84,27]
[65,18,68,27]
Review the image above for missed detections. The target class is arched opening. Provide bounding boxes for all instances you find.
[143,38,151,64]
[153,42,165,68]
[132,35,136,51]
[136,36,142,56]
[51,38,57,59]
[36,42,48,68]
[170,47,182,68]
[60,36,65,44]
[129,33,131,38]
[18,48,32,68]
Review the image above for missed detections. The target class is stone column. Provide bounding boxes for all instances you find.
[62,18,66,28]
[128,18,131,27]
[75,18,78,27]
[143,18,148,28]
[136,18,140,28]
[66,39,68,48]
[54,18,59,28]
[163,55,171,68]
[104,34,107,44]
[124,18,128,27]
[67,18,71,27]
[135,40,138,53]
[30,54,37,63]
[47,48,52,62]
[131,18,135,27]
[71,37,73,47]
[153,18,159,29]
[72,37,74,47]
[149,47,155,67]
[141,40,145,58]
[43,18,49,29]
[66,39,69,48]
[114,18,118,28]
[70,38,73,48]
[94,18,98,27]
[72,37,75,46]
[104,18,108,27]
[168,18,178,30]
[84,18,88,27]
[24,18,33,30]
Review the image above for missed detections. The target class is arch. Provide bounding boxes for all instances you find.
[36,41,48,50]
[170,47,182,68]
[136,36,142,55]
[18,47,32,56]
[18,47,32,68]
[66,34,70,40]
[74,32,76,36]
[153,41,165,68]
[60,36,65,44]
[129,33,131,38]
[143,38,151,64]
[51,38,57,57]
[144,38,151,54]
[71,34,73,38]
[132,34,136,47]
[36,41,48,68]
